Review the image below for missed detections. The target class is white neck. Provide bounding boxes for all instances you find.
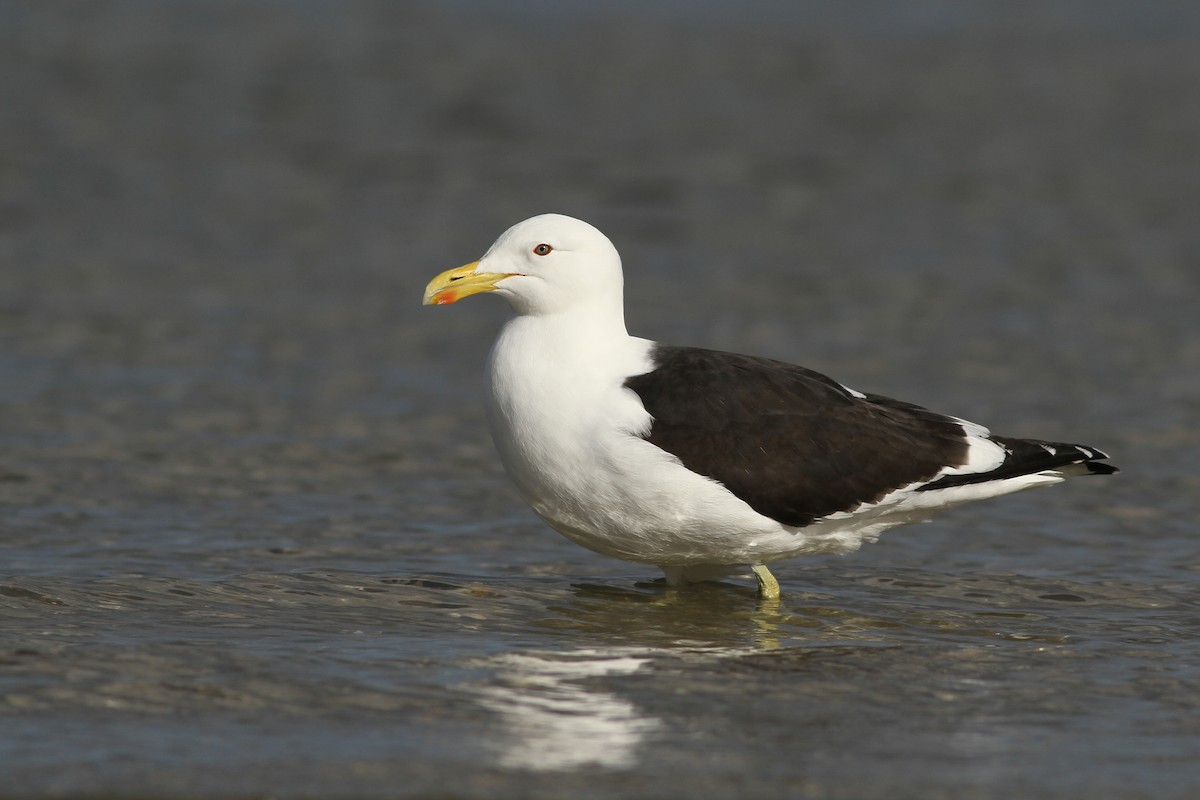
[486,293,650,434]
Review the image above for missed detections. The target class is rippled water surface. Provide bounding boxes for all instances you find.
[3,1,1199,797]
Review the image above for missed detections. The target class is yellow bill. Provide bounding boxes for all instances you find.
[423,261,516,306]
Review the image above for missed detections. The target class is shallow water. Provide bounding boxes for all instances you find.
[3,1,1200,798]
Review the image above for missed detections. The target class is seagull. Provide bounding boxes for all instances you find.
[423,214,1117,598]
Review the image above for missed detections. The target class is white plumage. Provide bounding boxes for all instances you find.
[423,214,1116,597]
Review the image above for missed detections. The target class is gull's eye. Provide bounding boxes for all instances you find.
[533,243,553,256]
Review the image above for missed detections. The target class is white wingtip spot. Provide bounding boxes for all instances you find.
[840,383,867,400]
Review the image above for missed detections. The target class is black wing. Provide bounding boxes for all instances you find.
[624,345,1115,527]
[917,436,1116,491]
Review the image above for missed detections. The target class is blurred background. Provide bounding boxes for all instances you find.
[2,1,1199,798]
[3,1,1197,435]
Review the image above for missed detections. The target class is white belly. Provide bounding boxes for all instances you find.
[483,319,802,567]
[480,317,1043,571]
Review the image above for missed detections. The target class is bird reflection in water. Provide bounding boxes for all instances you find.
[472,649,663,771]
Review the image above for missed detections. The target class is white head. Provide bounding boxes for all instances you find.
[423,214,624,316]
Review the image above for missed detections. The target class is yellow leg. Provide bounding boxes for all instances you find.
[752,564,780,599]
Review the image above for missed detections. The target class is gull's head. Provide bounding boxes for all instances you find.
[423,214,623,316]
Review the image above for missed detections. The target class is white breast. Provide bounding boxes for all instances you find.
[484,314,790,566]
[481,313,1015,570]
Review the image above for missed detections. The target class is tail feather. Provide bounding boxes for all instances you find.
[917,436,1118,492]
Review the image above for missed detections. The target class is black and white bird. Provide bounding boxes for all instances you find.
[423,214,1117,598]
